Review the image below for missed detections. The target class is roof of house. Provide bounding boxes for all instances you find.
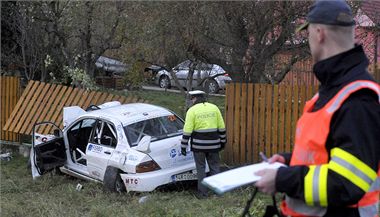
[360,0,380,25]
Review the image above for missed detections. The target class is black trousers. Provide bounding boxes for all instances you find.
[193,151,220,195]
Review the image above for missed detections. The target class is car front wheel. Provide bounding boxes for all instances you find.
[104,167,126,193]
[159,75,171,89]
[205,79,219,94]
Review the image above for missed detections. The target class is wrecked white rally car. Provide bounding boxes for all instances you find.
[31,101,197,192]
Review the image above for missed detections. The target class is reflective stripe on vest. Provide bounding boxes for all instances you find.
[281,80,380,217]
[305,165,328,206]
[327,81,380,113]
[354,166,380,217]
[281,196,327,217]
[370,174,380,192]
[359,203,379,217]
[329,148,377,192]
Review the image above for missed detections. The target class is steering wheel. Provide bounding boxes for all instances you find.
[85,105,100,111]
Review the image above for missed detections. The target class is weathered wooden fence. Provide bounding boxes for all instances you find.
[96,76,124,90]
[223,83,319,165]
[3,80,147,136]
[0,76,21,142]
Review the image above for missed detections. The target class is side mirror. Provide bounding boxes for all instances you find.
[136,136,151,153]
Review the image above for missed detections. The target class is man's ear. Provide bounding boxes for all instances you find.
[317,26,325,43]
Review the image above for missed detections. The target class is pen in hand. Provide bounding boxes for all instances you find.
[259,151,269,162]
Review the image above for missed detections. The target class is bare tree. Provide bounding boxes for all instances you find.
[1,1,48,81]
[117,1,311,85]
[2,1,127,84]
[185,1,311,83]
[2,1,312,86]
[35,1,127,78]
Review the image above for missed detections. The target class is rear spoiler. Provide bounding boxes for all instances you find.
[63,106,86,129]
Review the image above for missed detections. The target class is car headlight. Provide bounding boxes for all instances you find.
[135,160,161,173]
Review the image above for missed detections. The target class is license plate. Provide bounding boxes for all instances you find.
[173,171,198,181]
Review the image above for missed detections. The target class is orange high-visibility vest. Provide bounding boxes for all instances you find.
[280,80,380,217]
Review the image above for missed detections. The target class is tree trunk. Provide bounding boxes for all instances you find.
[84,1,94,78]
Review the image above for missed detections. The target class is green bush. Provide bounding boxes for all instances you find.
[123,61,148,90]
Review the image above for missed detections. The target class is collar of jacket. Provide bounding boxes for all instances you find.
[193,99,206,105]
[313,45,369,89]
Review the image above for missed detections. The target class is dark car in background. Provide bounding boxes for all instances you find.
[95,56,128,76]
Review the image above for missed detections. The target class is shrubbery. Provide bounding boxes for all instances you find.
[123,61,148,90]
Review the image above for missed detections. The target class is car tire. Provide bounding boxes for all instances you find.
[104,167,126,193]
[205,79,219,94]
[159,75,171,89]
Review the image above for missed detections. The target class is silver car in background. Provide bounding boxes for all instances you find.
[155,60,232,94]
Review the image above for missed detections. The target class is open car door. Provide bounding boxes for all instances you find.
[31,122,67,179]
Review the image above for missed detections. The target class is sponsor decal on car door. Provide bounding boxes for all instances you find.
[86,120,117,180]
[86,143,114,179]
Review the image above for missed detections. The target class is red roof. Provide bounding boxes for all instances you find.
[360,0,380,25]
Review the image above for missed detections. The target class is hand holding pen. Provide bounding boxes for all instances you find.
[260,152,286,164]
[259,152,269,162]
[255,151,280,194]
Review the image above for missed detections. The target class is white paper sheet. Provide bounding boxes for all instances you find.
[202,162,285,194]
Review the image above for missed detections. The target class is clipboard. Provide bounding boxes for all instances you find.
[201,162,285,195]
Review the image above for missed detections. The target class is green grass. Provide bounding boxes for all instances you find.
[1,154,276,217]
[125,90,225,118]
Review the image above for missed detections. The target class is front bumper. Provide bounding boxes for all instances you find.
[120,162,196,192]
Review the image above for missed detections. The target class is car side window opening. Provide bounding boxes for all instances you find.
[178,60,212,71]
[67,118,97,165]
[177,61,189,70]
[196,63,212,71]
[90,120,117,148]
[124,115,184,147]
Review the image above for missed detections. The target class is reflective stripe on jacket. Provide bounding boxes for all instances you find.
[281,81,380,217]
[181,102,226,152]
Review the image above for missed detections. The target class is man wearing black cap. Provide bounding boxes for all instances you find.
[254,0,380,216]
[181,90,226,199]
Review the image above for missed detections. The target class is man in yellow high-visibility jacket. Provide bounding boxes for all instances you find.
[181,90,226,199]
